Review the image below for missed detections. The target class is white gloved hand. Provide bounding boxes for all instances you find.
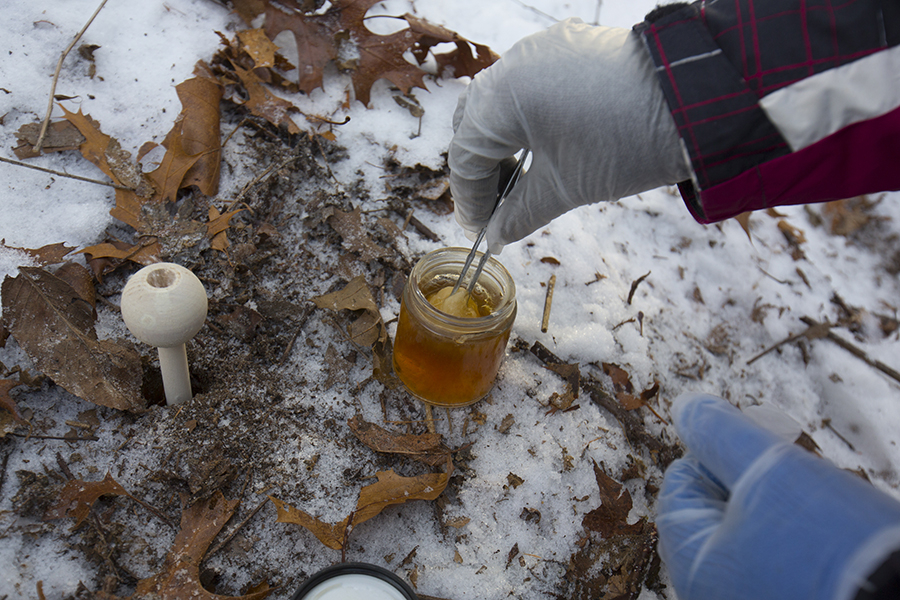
[449,18,691,253]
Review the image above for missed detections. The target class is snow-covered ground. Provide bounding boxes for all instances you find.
[2,1,899,599]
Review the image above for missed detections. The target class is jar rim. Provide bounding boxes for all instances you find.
[408,247,516,329]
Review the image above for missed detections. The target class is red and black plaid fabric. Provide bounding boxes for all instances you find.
[635,0,900,221]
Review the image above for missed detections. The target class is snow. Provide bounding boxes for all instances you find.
[2,0,900,599]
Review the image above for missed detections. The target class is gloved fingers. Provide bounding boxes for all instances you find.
[451,167,503,235]
[671,393,789,490]
[656,455,727,586]
[484,153,579,252]
[451,82,469,133]
[448,40,534,239]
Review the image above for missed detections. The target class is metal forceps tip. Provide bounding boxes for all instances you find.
[450,150,529,297]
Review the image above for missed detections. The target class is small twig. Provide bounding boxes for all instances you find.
[541,275,556,334]
[8,431,98,442]
[510,0,560,22]
[401,211,440,242]
[33,0,110,153]
[626,271,650,305]
[0,156,132,190]
[800,317,900,384]
[0,450,10,497]
[611,317,635,331]
[227,154,302,211]
[278,304,315,366]
[207,498,267,558]
[306,114,351,126]
[746,322,830,366]
[341,510,356,563]
[822,418,856,452]
[424,403,437,434]
[758,267,789,285]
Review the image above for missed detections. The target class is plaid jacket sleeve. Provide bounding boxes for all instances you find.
[634,0,900,223]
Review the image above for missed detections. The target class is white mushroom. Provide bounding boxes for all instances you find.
[121,263,208,406]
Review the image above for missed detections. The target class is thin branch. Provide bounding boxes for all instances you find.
[541,274,556,334]
[0,156,132,190]
[626,271,651,305]
[745,322,830,365]
[33,0,110,153]
[226,154,302,211]
[0,450,10,498]
[510,0,560,22]
[8,431,98,442]
[424,403,437,434]
[800,316,900,384]
[207,498,267,558]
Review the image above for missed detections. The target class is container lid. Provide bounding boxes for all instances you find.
[291,563,418,600]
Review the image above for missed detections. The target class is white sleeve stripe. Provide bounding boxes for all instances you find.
[759,44,900,152]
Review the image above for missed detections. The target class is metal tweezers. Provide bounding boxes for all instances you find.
[450,149,529,297]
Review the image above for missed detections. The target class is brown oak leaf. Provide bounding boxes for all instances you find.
[348,414,451,466]
[147,67,223,203]
[582,461,644,538]
[0,379,27,429]
[43,472,130,526]
[0,242,75,266]
[59,106,152,231]
[271,462,451,550]
[1,267,145,412]
[99,492,272,600]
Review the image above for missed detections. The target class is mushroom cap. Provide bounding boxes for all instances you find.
[121,263,208,348]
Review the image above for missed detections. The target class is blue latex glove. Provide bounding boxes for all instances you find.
[658,393,900,600]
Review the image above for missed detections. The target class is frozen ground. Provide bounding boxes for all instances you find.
[1,1,899,599]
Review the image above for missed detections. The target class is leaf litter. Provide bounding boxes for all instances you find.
[2,1,900,600]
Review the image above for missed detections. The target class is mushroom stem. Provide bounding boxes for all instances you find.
[120,262,208,408]
[158,345,192,406]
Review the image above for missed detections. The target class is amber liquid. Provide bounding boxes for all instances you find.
[393,284,510,407]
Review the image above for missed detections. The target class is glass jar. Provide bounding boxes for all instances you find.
[392,247,517,407]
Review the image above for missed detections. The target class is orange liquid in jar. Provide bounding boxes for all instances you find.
[393,280,511,407]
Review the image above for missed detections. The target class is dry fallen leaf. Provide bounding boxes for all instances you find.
[404,14,498,79]
[208,206,244,253]
[79,239,162,276]
[823,196,881,236]
[582,461,644,538]
[0,379,27,431]
[311,275,389,348]
[99,492,272,600]
[43,472,130,526]
[353,465,452,525]
[269,496,349,550]
[258,0,496,106]
[13,120,85,159]
[209,32,302,134]
[734,211,752,242]
[147,68,223,203]
[349,414,451,466]
[0,241,75,266]
[1,267,145,412]
[778,220,807,245]
[271,462,452,550]
[311,275,395,385]
[59,106,152,231]
[326,207,390,262]
[54,262,97,309]
[544,362,580,413]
